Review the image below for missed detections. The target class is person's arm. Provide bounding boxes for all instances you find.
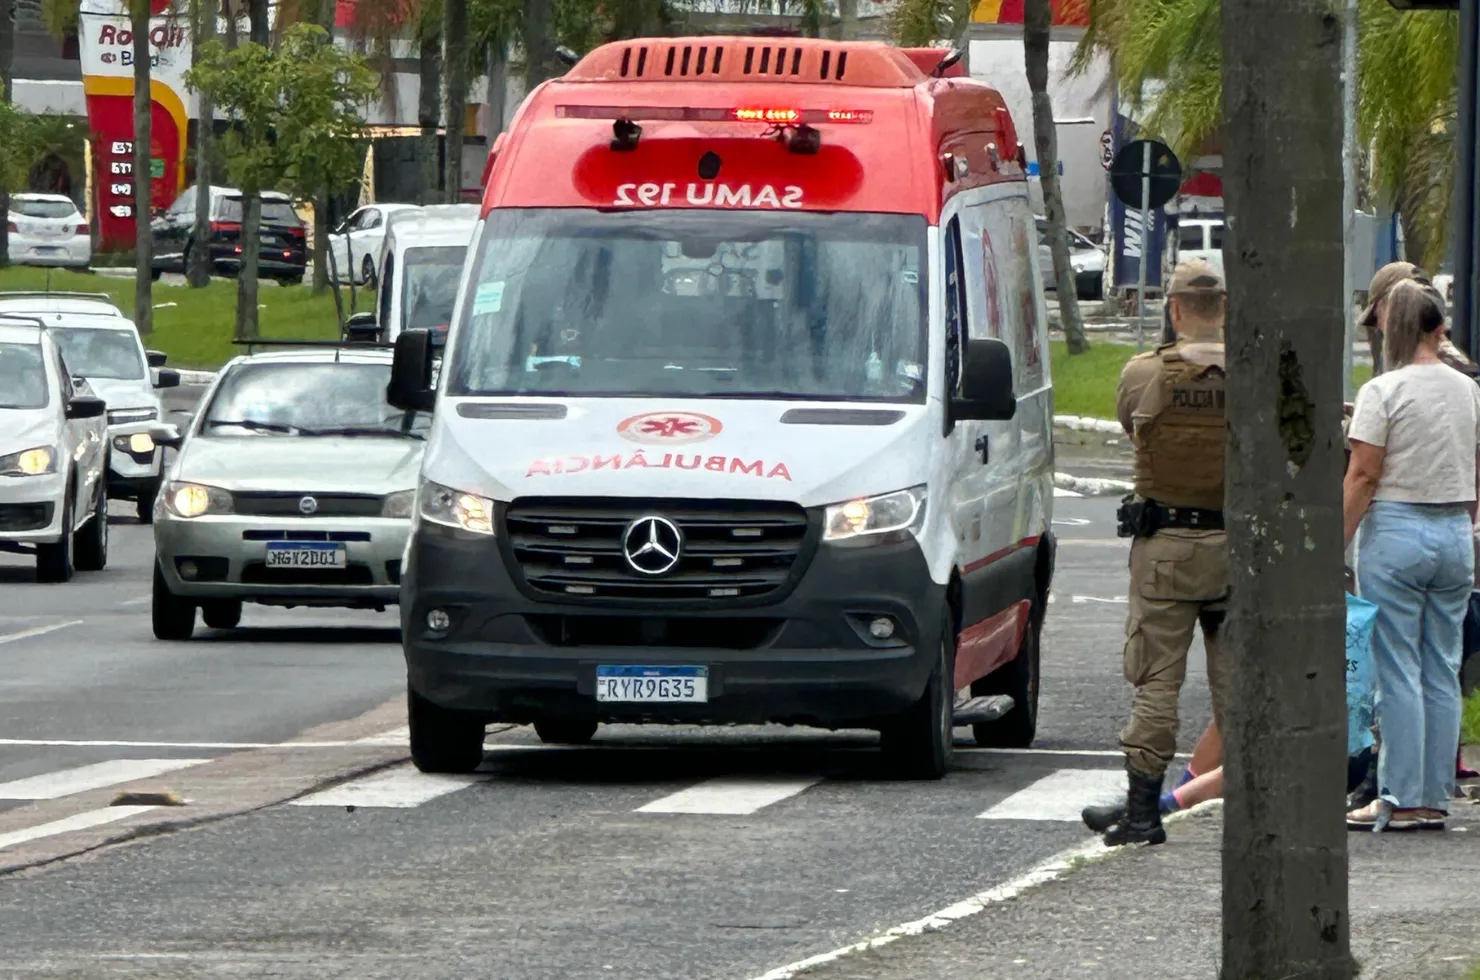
[1343,440,1386,548]
[1470,450,1480,526]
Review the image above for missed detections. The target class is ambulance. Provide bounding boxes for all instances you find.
[388,37,1056,779]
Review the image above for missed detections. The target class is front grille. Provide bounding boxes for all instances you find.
[0,503,53,532]
[231,492,383,518]
[504,498,811,603]
[241,562,374,586]
[525,615,781,649]
[241,530,371,542]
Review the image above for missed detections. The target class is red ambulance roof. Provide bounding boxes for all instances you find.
[482,37,1024,223]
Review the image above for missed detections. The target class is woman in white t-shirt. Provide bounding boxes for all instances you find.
[1343,279,1480,831]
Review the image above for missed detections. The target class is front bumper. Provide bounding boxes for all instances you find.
[402,521,946,728]
[154,511,410,606]
[0,472,66,546]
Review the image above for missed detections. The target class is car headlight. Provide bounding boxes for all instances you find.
[164,482,233,519]
[0,446,56,477]
[108,407,158,425]
[418,479,494,534]
[823,486,927,545]
[383,489,416,519]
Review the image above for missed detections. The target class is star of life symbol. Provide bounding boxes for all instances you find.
[616,411,724,446]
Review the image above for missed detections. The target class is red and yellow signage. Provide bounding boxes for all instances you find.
[971,0,1090,26]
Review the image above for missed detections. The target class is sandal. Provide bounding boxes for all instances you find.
[1346,800,1423,832]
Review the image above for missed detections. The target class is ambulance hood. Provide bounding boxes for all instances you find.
[425,398,936,507]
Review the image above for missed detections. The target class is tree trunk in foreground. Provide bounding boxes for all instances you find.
[311,0,334,293]
[1023,0,1088,354]
[418,31,441,204]
[132,0,153,334]
[235,188,260,338]
[1220,1,1353,978]
[0,0,15,268]
[442,0,468,204]
[188,0,215,288]
[522,0,560,92]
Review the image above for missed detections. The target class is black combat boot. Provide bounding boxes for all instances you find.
[1081,801,1125,834]
[1102,768,1168,847]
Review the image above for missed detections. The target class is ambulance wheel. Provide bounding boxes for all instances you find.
[408,687,486,774]
[972,600,1041,749]
[879,609,954,780]
[534,718,598,745]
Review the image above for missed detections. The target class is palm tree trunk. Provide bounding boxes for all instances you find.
[248,0,267,45]
[418,32,441,204]
[442,0,468,205]
[234,0,267,336]
[0,0,15,269]
[311,0,334,292]
[1220,1,1353,977]
[1023,0,1087,354]
[187,0,216,288]
[522,0,559,91]
[131,0,153,334]
[837,0,859,40]
[486,42,507,138]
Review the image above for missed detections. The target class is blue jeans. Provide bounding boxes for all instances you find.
[1357,501,1473,811]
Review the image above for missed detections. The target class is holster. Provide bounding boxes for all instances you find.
[1116,495,1158,539]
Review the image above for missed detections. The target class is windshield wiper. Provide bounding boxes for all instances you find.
[300,425,426,440]
[204,418,300,434]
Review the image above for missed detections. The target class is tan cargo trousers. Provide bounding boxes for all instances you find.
[1122,528,1232,778]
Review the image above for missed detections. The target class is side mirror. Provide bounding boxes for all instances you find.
[146,350,168,367]
[344,311,381,343]
[65,394,107,420]
[953,338,1017,422]
[154,368,181,389]
[148,422,184,449]
[387,328,436,413]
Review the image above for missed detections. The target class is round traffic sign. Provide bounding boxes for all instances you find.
[1110,139,1182,210]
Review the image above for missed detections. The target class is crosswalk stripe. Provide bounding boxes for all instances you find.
[636,776,820,815]
[977,768,1125,822]
[0,759,210,801]
[0,805,159,852]
[289,765,481,808]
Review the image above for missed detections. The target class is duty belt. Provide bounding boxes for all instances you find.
[1117,497,1225,538]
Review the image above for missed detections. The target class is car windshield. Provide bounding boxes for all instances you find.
[1178,225,1208,250]
[448,209,927,403]
[402,245,467,334]
[0,342,47,409]
[49,328,145,380]
[201,361,430,437]
[12,199,77,219]
[220,198,301,225]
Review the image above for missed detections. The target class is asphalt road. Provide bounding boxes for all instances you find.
[0,491,1217,980]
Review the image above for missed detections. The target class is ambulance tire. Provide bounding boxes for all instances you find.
[408,687,486,774]
[972,600,1041,749]
[879,609,954,780]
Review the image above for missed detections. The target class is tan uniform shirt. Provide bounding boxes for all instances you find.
[1117,350,1161,439]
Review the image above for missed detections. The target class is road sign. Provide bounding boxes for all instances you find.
[1100,131,1114,171]
[1110,139,1182,210]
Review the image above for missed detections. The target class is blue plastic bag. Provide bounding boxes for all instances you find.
[1346,593,1378,758]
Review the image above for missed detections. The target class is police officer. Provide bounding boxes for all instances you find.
[1084,258,1231,847]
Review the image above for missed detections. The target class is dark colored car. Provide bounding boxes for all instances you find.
[150,186,308,285]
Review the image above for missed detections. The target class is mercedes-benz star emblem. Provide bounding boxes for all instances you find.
[622,516,682,576]
[298,495,319,516]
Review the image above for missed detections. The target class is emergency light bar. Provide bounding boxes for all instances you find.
[556,105,873,125]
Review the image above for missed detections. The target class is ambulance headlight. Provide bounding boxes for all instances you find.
[419,479,495,535]
[823,486,927,545]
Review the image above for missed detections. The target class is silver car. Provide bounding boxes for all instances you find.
[148,347,427,639]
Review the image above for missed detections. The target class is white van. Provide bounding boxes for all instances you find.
[385,37,1057,781]
[344,207,478,344]
[1168,217,1225,281]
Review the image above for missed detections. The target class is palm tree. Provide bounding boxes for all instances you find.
[418,0,442,203]
[188,0,218,288]
[443,0,469,203]
[890,0,974,46]
[1025,0,1088,353]
[0,0,15,269]
[131,0,153,334]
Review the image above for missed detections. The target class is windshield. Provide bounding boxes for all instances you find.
[402,245,467,334]
[49,328,145,380]
[201,362,430,437]
[0,342,48,409]
[449,209,927,403]
[220,198,302,225]
[12,199,77,219]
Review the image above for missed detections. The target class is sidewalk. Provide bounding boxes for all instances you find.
[785,762,1480,980]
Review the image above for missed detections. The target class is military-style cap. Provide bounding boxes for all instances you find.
[1359,261,1419,328]
[1166,259,1226,296]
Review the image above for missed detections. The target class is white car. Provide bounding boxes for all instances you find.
[7,193,92,269]
[0,293,181,522]
[341,208,477,344]
[327,203,420,286]
[1168,217,1226,282]
[1035,217,1107,300]
[0,318,109,581]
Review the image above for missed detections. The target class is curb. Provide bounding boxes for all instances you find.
[1054,472,1133,496]
[1054,414,1121,435]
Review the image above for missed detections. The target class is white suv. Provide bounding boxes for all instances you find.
[0,293,180,522]
[0,318,109,581]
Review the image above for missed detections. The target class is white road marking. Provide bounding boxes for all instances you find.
[290,765,481,808]
[977,768,1127,821]
[1052,487,1083,498]
[1052,517,1092,526]
[0,759,210,801]
[0,738,389,749]
[0,620,83,647]
[0,806,159,852]
[119,596,152,607]
[352,726,409,746]
[636,776,820,815]
[1071,595,1128,604]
